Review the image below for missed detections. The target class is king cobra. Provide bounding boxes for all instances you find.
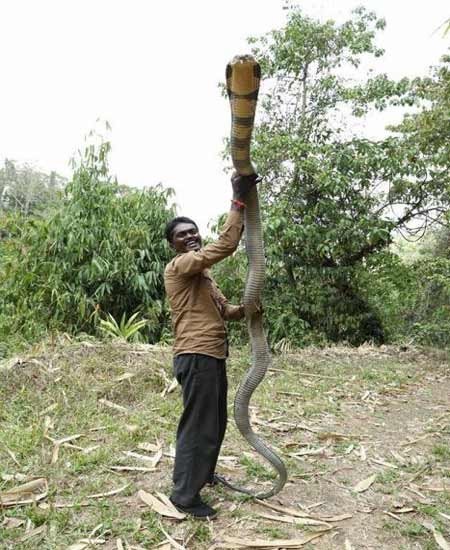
[218,55,287,499]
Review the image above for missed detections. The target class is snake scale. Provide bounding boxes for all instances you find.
[221,55,287,499]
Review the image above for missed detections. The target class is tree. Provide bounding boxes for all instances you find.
[0,138,175,345]
[236,7,450,344]
[0,159,65,216]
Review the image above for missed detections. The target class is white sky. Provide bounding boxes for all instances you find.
[0,0,448,233]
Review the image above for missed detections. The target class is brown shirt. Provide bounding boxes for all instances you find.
[164,209,244,359]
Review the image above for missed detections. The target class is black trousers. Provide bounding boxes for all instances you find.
[171,353,228,507]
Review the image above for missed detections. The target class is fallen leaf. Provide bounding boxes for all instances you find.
[420,485,448,492]
[53,433,84,446]
[289,446,327,457]
[406,485,433,504]
[161,377,179,397]
[370,458,398,469]
[86,485,129,499]
[434,532,450,550]
[51,444,60,464]
[138,490,185,520]
[305,501,325,510]
[353,474,376,493]
[2,517,25,529]
[359,445,367,461]
[296,423,320,433]
[156,491,179,511]
[390,450,406,464]
[256,512,330,527]
[318,431,358,442]
[221,532,328,547]
[401,433,437,446]
[130,447,163,468]
[99,398,128,413]
[110,466,156,472]
[385,511,403,522]
[0,478,48,507]
[256,499,313,518]
[150,449,163,468]
[67,538,106,550]
[123,451,159,463]
[19,525,46,542]
[4,446,20,466]
[158,521,186,550]
[138,442,161,453]
[422,521,450,550]
[218,455,239,463]
[114,372,136,382]
[125,424,139,433]
[320,513,353,522]
[164,445,176,459]
[82,445,101,454]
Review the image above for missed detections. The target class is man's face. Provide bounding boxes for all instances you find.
[171,222,202,253]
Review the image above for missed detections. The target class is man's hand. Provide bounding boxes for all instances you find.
[231,172,261,201]
[241,301,264,317]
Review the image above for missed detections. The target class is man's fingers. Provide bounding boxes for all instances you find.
[231,173,262,194]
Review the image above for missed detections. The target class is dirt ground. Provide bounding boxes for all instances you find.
[0,342,449,549]
[183,346,450,549]
[227,360,450,549]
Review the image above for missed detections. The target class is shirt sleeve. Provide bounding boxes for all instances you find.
[211,279,244,321]
[171,209,244,276]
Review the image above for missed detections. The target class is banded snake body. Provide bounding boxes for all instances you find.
[221,55,287,499]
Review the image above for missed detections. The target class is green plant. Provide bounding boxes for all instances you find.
[99,312,148,342]
[240,455,276,481]
[0,129,175,348]
[220,8,450,346]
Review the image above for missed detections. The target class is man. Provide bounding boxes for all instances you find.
[164,172,259,519]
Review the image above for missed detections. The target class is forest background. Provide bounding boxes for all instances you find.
[1,5,450,356]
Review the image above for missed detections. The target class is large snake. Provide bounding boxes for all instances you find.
[220,55,287,499]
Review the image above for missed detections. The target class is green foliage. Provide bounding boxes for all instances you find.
[0,136,175,350]
[223,7,450,346]
[361,225,450,347]
[99,312,148,342]
[0,159,65,216]
[406,257,450,346]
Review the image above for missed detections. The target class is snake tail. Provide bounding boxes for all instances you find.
[225,55,287,499]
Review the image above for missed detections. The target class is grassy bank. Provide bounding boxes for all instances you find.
[1,339,449,548]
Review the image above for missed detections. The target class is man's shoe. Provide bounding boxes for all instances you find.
[170,497,217,520]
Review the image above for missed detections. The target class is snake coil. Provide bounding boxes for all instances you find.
[223,55,287,499]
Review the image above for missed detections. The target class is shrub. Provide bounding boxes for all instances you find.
[0,138,175,347]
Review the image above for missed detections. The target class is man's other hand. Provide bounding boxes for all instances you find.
[231,172,261,201]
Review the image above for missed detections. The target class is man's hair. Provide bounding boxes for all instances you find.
[165,216,199,243]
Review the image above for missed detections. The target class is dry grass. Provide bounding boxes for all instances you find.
[0,339,449,549]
